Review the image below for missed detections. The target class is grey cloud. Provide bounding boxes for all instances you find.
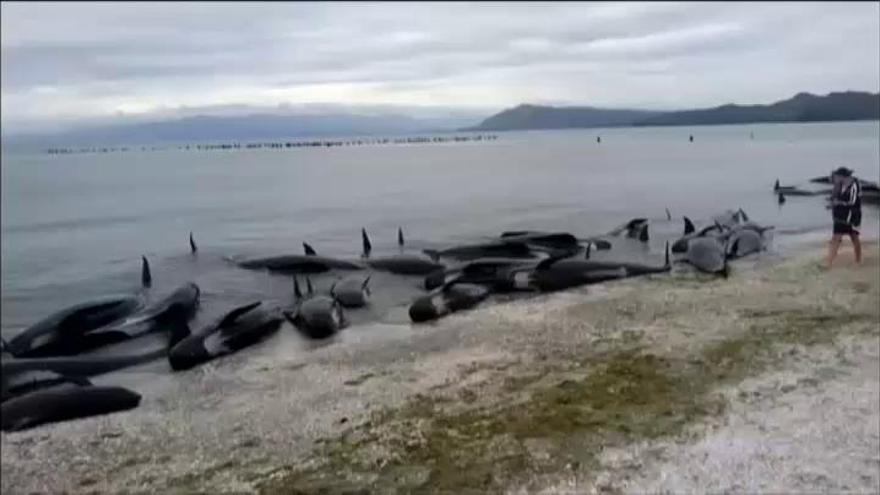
[2,2,878,131]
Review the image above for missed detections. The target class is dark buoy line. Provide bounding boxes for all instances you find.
[45,133,500,156]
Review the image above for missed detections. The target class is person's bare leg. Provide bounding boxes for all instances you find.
[825,234,842,269]
[850,232,862,265]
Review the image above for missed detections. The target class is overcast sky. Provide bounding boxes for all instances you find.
[2,1,878,133]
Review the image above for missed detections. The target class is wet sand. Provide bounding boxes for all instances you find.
[2,239,878,494]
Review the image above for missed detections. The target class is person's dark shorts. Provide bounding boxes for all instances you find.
[833,222,860,235]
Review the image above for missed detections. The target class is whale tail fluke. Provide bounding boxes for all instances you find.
[141,256,152,288]
[361,228,372,258]
[293,276,303,300]
[683,216,695,235]
[303,242,317,256]
[189,232,198,254]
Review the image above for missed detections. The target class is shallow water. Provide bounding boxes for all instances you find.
[2,121,878,358]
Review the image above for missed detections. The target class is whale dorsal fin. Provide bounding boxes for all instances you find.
[398,227,404,248]
[303,242,317,256]
[189,232,198,254]
[738,208,749,223]
[683,217,695,235]
[664,241,670,268]
[219,301,262,328]
[584,243,592,260]
[141,256,152,288]
[665,208,671,221]
[361,228,372,258]
[774,179,780,191]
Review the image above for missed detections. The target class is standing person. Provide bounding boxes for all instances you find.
[824,166,862,269]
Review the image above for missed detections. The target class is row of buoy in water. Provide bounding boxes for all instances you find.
[44,134,500,155]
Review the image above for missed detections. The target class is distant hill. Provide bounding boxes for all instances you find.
[636,91,880,126]
[469,91,880,131]
[3,112,487,149]
[467,104,662,131]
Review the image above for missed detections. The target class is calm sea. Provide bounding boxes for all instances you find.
[3,121,879,341]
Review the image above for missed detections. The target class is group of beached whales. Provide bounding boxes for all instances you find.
[1,209,773,431]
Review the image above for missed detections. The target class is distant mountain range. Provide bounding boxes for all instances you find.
[4,91,878,150]
[2,112,485,150]
[468,91,880,131]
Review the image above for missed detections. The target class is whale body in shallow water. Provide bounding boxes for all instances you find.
[6,296,145,358]
[408,283,490,323]
[423,240,538,262]
[423,257,540,291]
[16,283,200,358]
[236,255,364,273]
[1,385,142,432]
[4,257,154,358]
[672,209,773,255]
[332,276,371,309]
[284,277,348,339]
[168,301,283,371]
[496,243,671,292]
[1,370,92,403]
[681,236,729,276]
[360,228,446,275]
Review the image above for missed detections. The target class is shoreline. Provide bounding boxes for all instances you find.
[2,238,878,493]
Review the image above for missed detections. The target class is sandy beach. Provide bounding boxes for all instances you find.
[2,239,878,494]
